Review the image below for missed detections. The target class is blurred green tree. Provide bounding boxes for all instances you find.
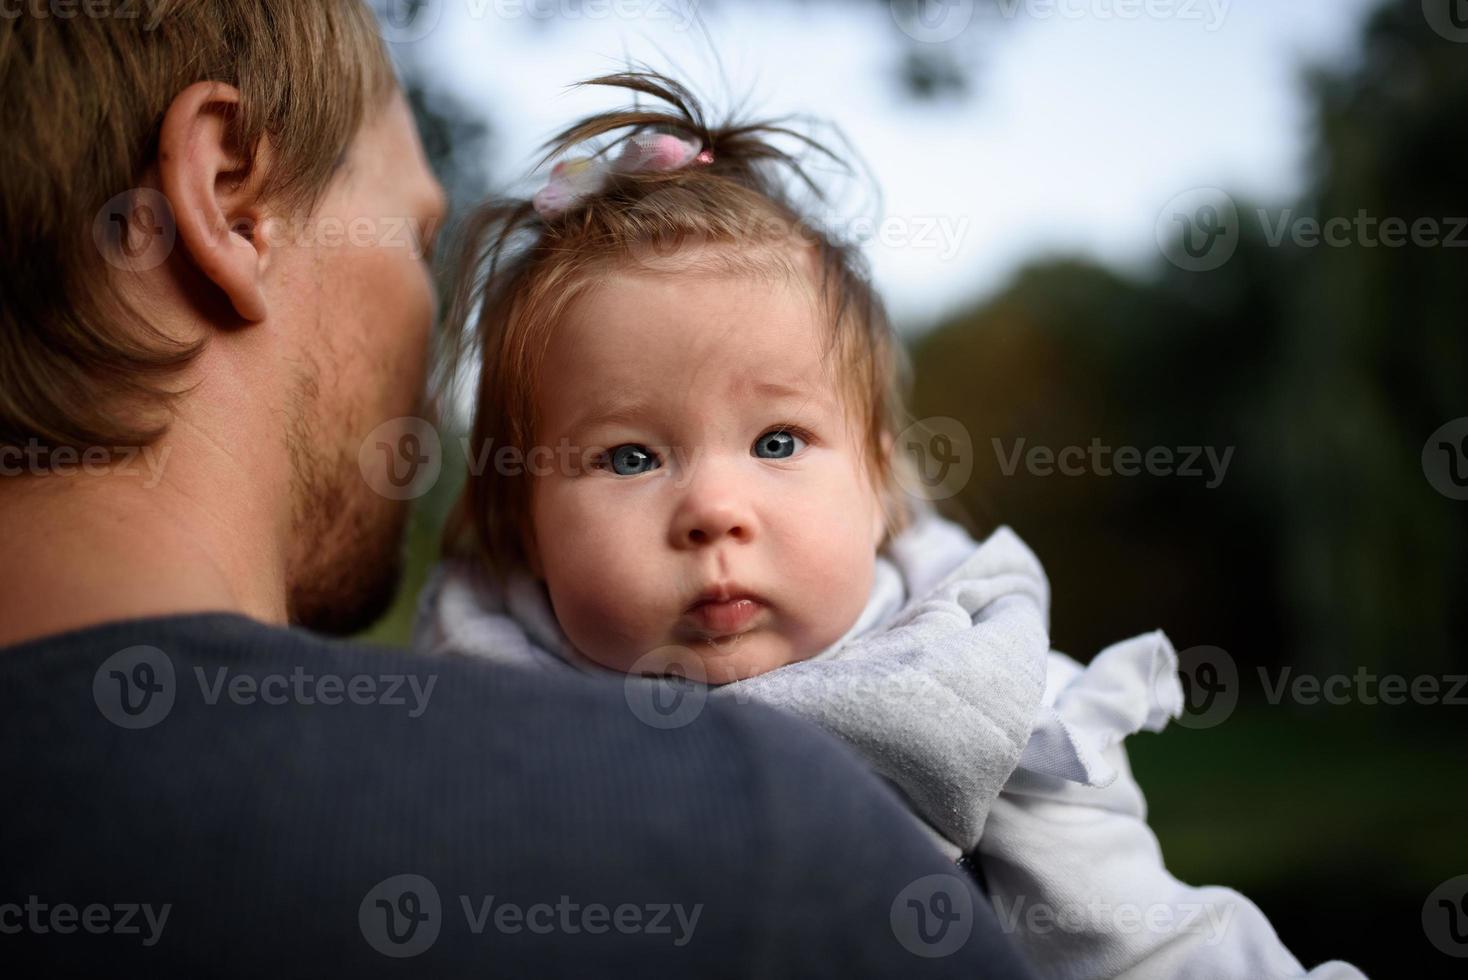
[910,0,1467,679]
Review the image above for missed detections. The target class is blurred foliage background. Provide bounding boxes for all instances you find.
[364,1,1467,973]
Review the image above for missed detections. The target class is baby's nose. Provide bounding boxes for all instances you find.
[671,499,754,548]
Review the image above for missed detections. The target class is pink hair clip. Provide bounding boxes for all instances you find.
[533,133,713,220]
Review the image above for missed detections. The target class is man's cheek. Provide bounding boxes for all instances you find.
[403,261,437,351]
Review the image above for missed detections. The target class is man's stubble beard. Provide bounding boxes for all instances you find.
[283,349,411,636]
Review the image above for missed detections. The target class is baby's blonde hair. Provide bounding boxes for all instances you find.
[441,72,915,582]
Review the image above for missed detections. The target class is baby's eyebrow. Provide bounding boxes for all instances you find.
[567,381,835,434]
[752,381,807,399]
[749,381,839,418]
[569,398,655,433]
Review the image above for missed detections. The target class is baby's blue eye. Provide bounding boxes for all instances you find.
[603,444,660,476]
[753,429,806,459]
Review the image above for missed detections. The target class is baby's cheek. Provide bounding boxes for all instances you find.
[547,571,651,671]
[780,503,878,650]
[827,536,878,630]
[534,488,662,668]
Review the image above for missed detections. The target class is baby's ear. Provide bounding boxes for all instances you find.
[521,524,545,580]
[871,431,896,547]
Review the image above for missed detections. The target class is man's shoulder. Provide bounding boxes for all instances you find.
[0,610,863,803]
[0,613,835,865]
[0,614,1031,977]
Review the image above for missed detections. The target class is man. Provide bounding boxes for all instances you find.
[0,3,1035,975]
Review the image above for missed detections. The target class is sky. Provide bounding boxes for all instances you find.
[385,0,1384,331]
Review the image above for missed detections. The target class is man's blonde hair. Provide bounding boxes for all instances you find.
[0,0,397,450]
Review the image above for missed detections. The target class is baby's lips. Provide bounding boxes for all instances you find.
[685,597,766,637]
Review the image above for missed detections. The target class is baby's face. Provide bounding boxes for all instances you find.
[526,261,885,685]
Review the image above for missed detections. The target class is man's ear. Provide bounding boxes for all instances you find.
[158,82,270,323]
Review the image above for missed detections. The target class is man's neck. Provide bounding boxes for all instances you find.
[0,432,291,648]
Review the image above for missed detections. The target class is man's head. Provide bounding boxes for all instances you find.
[0,1,448,633]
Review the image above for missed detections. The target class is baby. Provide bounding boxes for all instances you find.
[415,72,1363,980]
